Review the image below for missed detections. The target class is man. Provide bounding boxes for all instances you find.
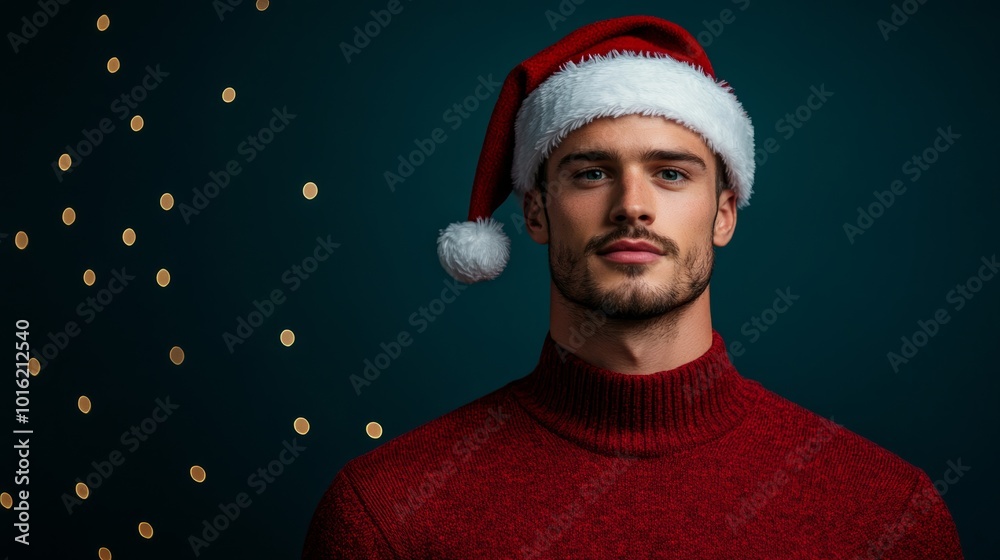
[303,15,963,558]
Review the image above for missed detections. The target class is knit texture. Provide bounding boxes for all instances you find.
[302,330,964,559]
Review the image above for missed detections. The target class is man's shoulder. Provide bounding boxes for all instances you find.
[747,384,925,493]
[341,382,521,481]
[303,388,515,560]
[724,385,963,553]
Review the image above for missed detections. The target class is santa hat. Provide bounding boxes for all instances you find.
[436,15,755,284]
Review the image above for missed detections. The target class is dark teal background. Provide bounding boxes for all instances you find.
[1,0,996,557]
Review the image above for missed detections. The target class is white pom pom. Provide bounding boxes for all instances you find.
[436,216,511,283]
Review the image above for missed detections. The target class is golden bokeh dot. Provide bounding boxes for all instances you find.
[190,465,206,483]
[76,482,90,500]
[96,14,110,31]
[221,87,236,103]
[130,115,144,131]
[98,547,112,560]
[302,181,318,200]
[14,231,28,250]
[122,228,136,246]
[156,268,171,287]
[160,192,175,211]
[280,329,295,347]
[62,207,76,225]
[83,269,96,286]
[27,358,40,376]
[366,421,383,439]
[169,346,185,365]
[293,417,310,435]
[256,0,270,11]
[107,56,120,73]
[78,395,92,414]
[0,492,12,509]
[58,153,72,171]
[138,521,153,539]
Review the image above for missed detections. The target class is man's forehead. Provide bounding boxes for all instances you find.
[551,115,712,151]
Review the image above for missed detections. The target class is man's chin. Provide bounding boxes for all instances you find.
[592,255,668,276]
[588,268,675,297]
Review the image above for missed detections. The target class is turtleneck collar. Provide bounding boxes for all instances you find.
[510,329,764,458]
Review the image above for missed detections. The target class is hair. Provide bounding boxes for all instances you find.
[534,152,730,201]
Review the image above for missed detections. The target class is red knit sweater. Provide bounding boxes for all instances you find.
[302,330,963,559]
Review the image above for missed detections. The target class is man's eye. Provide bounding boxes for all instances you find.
[578,169,605,181]
[659,169,684,181]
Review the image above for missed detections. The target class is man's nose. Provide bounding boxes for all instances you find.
[610,169,655,227]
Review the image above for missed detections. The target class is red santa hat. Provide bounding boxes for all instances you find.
[436,15,755,284]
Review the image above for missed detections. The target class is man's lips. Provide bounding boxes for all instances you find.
[596,240,664,264]
[596,240,664,255]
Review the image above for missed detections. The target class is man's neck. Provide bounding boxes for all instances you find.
[549,283,714,374]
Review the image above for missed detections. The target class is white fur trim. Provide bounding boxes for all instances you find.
[513,50,755,208]
[437,217,511,283]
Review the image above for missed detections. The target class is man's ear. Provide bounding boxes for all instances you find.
[713,187,737,247]
[522,187,549,245]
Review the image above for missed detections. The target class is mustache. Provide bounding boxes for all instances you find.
[584,226,679,257]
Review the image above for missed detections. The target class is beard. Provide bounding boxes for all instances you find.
[549,224,714,321]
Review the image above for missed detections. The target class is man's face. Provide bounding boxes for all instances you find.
[523,114,737,320]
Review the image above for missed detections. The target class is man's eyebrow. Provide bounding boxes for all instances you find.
[554,148,708,172]
[555,150,618,172]
[640,149,707,171]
